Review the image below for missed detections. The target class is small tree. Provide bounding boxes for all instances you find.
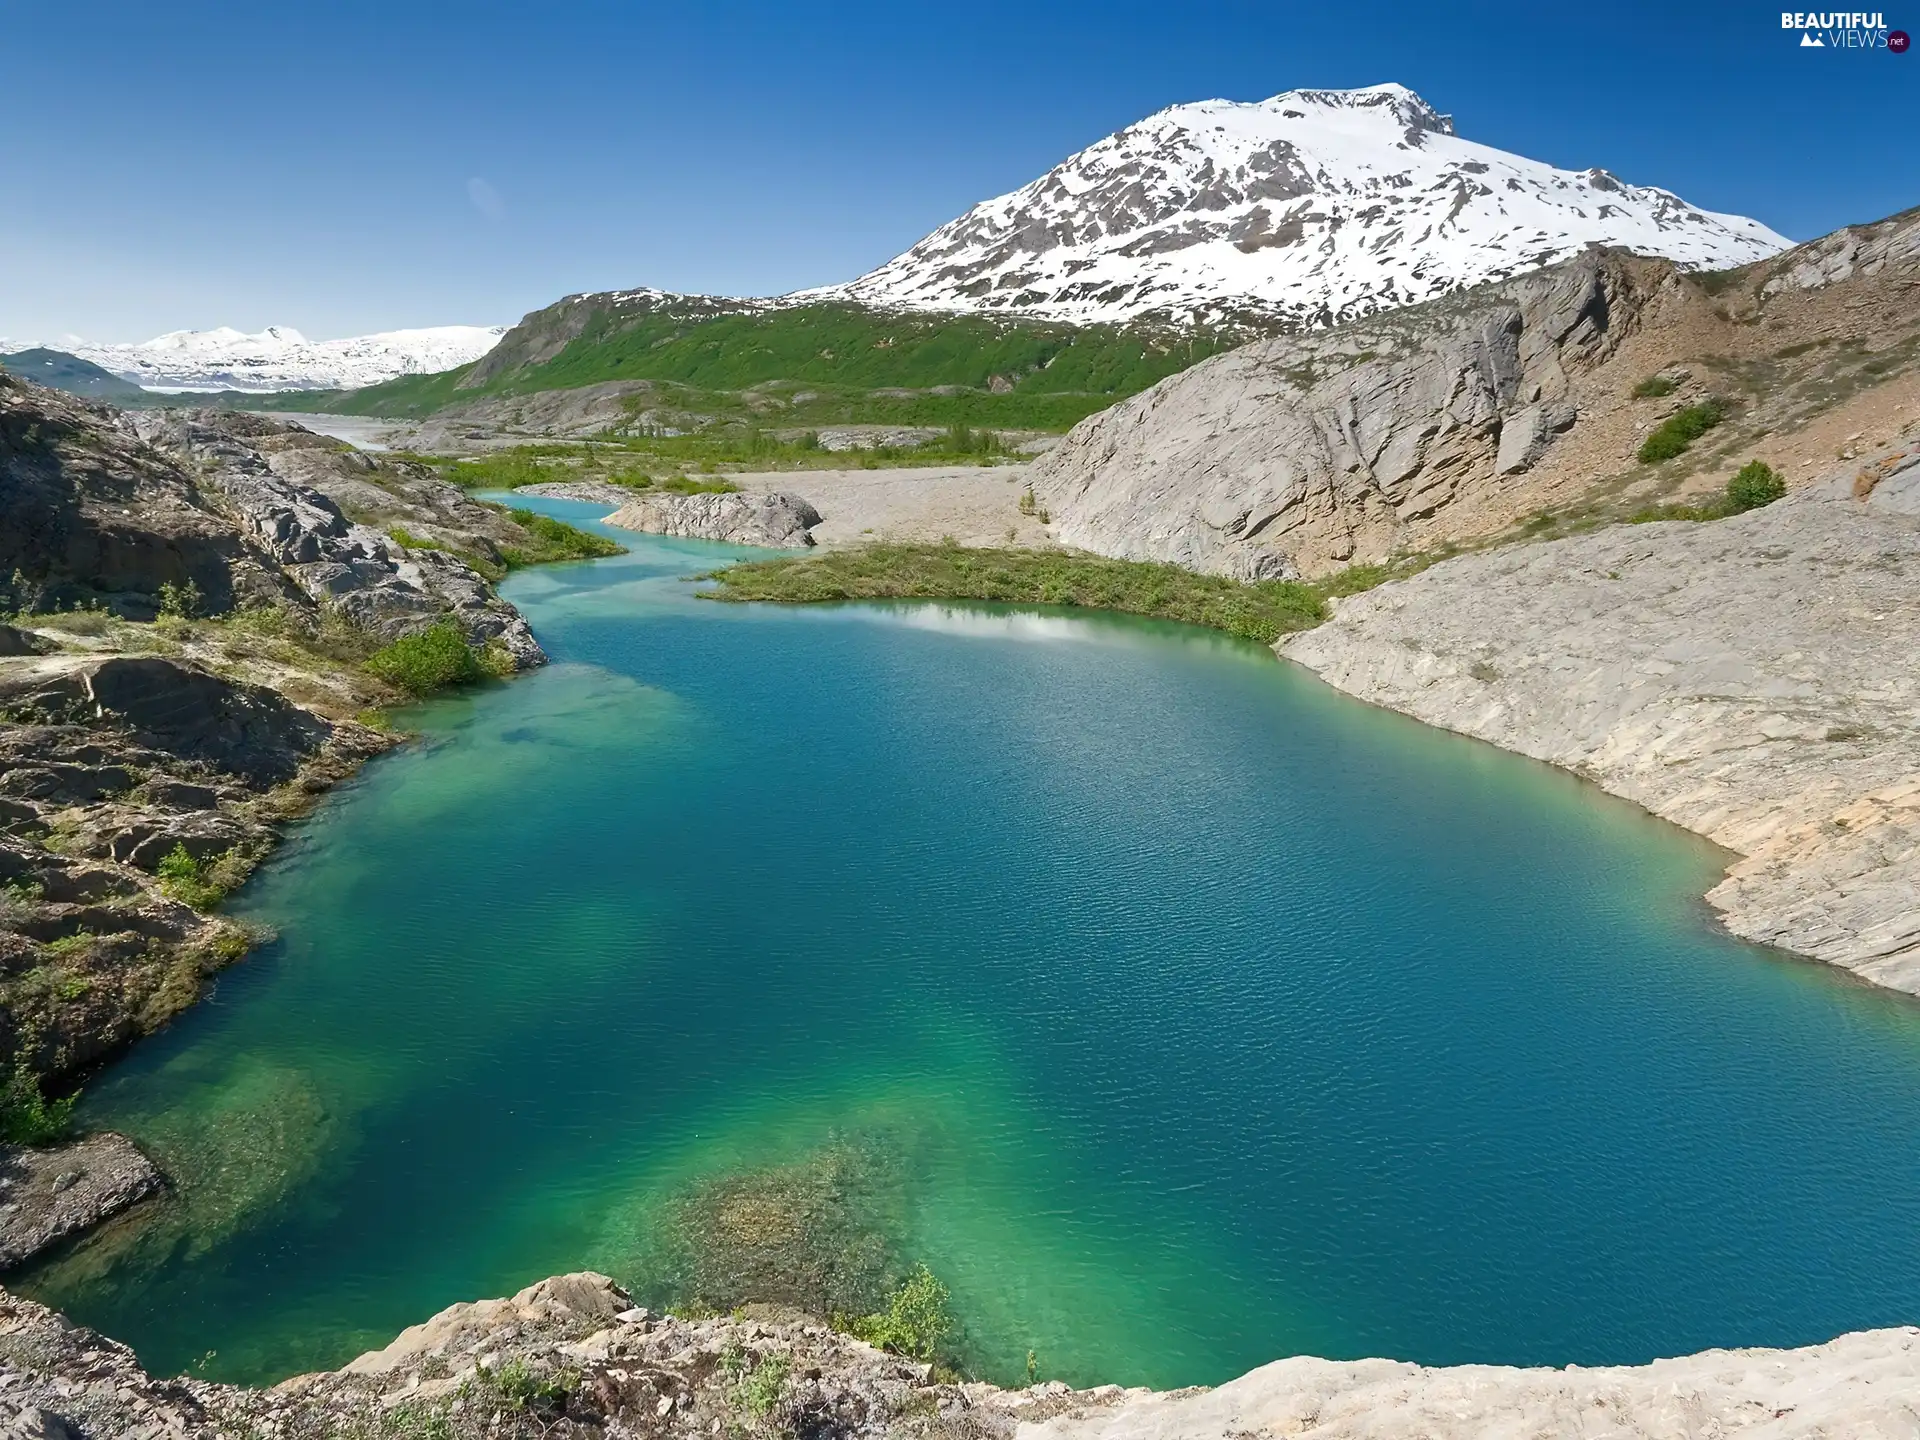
[1726,460,1786,512]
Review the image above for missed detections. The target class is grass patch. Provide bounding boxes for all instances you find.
[1637,400,1725,463]
[702,545,1328,645]
[363,621,495,696]
[1630,375,1678,398]
[501,509,624,567]
[1628,459,1787,524]
[464,1357,579,1420]
[156,844,254,912]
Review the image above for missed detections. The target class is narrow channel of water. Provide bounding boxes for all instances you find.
[23,498,1920,1387]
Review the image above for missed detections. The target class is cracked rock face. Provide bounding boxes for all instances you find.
[1029,253,1652,578]
[1283,447,1920,994]
[126,411,545,670]
[603,492,823,549]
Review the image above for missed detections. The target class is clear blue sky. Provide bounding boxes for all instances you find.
[2,0,1912,342]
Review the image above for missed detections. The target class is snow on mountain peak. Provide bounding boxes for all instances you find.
[805,84,1790,326]
[52,324,507,393]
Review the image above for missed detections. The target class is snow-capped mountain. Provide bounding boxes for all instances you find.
[807,84,1791,326]
[43,324,507,392]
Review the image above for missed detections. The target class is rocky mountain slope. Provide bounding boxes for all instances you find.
[1286,442,1920,993]
[17,325,507,393]
[1029,205,1920,579]
[811,85,1787,326]
[2,1271,1915,1440]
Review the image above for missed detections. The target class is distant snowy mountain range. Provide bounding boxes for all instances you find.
[805,83,1791,326]
[0,325,508,393]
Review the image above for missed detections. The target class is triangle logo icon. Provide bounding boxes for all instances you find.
[1800,31,1825,44]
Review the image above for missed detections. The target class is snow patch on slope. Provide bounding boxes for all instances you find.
[803,84,1790,326]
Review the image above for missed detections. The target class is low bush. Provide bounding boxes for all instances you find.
[1631,375,1679,398]
[364,622,490,696]
[1726,459,1786,511]
[156,844,252,911]
[0,1064,77,1146]
[156,579,203,619]
[1637,401,1725,463]
[843,1265,954,1363]
[1629,460,1786,525]
[465,1357,578,1418]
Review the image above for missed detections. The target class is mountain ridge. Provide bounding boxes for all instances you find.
[804,83,1789,326]
[0,324,508,393]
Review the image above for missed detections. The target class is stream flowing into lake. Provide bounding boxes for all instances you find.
[23,497,1920,1386]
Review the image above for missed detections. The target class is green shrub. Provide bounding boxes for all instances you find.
[1631,375,1678,398]
[723,1346,791,1426]
[156,579,203,620]
[1726,460,1786,512]
[0,1064,77,1146]
[364,622,489,696]
[657,475,742,495]
[466,1357,578,1416]
[845,1265,953,1362]
[1637,401,1725,463]
[157,844,223,910]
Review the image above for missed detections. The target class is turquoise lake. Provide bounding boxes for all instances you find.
[24,496,1920,1386]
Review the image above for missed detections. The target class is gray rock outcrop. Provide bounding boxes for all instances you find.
[1,1273,1917,1440]
[126,412,544,669]
[1284,443,1920,993]
[604,491,822,548]
[1028,253,1659,578]
[0,1135,161,1271]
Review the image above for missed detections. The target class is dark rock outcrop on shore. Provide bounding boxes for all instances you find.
[0,1135,161,1272]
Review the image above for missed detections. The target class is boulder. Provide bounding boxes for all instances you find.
[603,491,822,548]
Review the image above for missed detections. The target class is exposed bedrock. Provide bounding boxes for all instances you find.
[1284,446,1920,992]
[1028,252,1650,579]
[0,1273,1915,1439]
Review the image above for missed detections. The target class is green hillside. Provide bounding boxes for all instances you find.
[304,296,1252,432]
[0,348,148,401]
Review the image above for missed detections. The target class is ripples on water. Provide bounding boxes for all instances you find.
[23,503,1920,1385]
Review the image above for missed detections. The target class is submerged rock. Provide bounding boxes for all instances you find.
[0,1134,162,1271]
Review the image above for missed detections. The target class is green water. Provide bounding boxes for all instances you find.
[24,498,1920,1387]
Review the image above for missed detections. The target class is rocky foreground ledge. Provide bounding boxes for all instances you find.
[1286,440,1920,992]
[1,1274,1914,1439]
